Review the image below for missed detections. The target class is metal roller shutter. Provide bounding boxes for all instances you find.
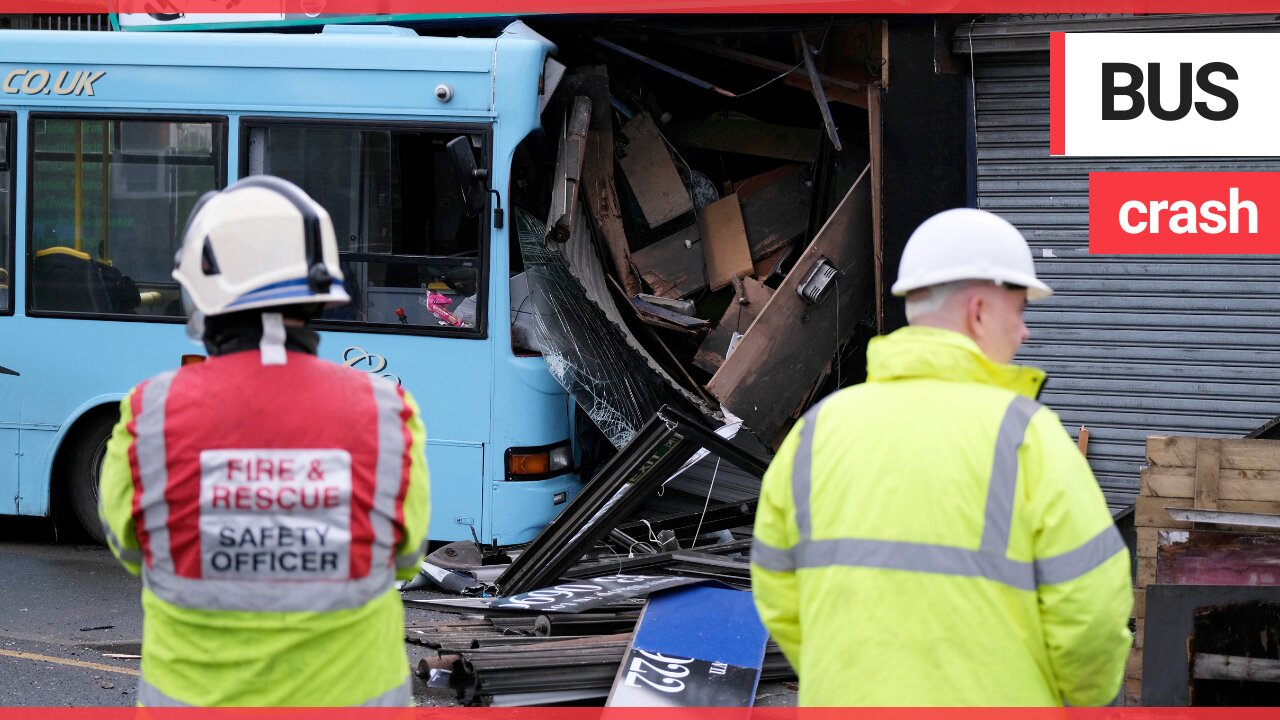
[971,35,1280,511]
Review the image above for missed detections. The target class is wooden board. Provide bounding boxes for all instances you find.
[693,277,773,374]
[674,110,820,163]
[618,112,693,229]
[584,130,641,296]
[630,225,705,299]
[708,163,872,442]
[1147,435,1280,471]
[737,165,811,261]
[698,194,753,292]
[1156,530,1280,586]
[1135,495,1280,530]
[1126,650,1143,681]
[1135,586,1146,619]
[1141,466,1280,504]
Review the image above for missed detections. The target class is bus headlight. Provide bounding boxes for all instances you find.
[504,441,573,481]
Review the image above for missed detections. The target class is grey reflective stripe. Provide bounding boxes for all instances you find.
[137,675,191,707]
[360,676,412,707]
[396,539,428,570]
[978,395,1042,555]
[102,521,142,565]
[790,399,829,542]
[135,371,178,572]
[793,538,1037,592]
[1035,524,1127,586]
[144,568,396,613]
[750,537,796,572]
[138,672,411,707]
[371,378,410,572]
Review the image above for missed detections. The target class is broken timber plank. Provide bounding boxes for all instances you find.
[1147,436,1280,471]
[737,164,811,261]
[618,112,694,228]
[1194,653,1280,683]
[674,110,820,163]
[699,194,753,292]
[630,225,705,299]
[584,131,642,296]
[708,164,873,442]
[694,277,773,374]
[1141,466,1280,504]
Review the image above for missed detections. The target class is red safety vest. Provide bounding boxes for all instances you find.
[102,349,428,706]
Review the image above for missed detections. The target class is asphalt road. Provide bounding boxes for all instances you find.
[0,517,460,707]
[0,518,795,708]
[0,518,143,706]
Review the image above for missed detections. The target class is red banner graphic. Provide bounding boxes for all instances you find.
[1090,171,1280,254]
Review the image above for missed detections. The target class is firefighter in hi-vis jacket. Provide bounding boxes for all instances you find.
[99,175,430,707]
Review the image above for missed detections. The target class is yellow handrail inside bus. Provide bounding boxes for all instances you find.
[35,246,91,260]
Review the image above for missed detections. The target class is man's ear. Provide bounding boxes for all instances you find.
[965,292,986,336]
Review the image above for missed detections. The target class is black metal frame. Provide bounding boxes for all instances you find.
[493,406,770,596]
[1143,584,1280,706]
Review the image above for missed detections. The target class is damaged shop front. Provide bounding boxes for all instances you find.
[393,16,975,708]
[503,16,970,454]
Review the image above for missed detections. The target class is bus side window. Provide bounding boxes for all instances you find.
[245,123,483,332]
[28,116,223,317]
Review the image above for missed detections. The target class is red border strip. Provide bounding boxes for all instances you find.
[2,709,1280,719]
[5,709,1280,718]
[20,0,1280,13]
[1049,32,1065,156]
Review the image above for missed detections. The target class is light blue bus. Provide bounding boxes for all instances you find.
[0,22,584,545]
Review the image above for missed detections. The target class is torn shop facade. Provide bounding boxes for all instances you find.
[515,14,1280,521]
[502,16,973,456]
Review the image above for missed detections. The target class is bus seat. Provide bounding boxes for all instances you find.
[32,246,113,313]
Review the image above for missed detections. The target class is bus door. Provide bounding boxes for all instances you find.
[0,113,18,513]
[243,120,493,542]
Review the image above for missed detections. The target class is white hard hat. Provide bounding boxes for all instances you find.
[891,208,1052,300]
[173,175,349,318]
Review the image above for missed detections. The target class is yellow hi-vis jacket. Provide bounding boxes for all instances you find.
[751,326,1132,706]
[99,350,430,707]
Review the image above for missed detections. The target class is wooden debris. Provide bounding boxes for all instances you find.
[698,194,753,292]
[618,112,693,228]
[674,110,820,163]
[631,296,709,332]
[708,165,872,442]
[737,164,811,261]
[694,277,773,374]
[1129,434,1280,704]
[630,225,705,299]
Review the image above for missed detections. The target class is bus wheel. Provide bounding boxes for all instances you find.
[64,413,114,546]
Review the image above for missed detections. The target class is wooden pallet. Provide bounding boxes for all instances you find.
[1128,435,1280,705]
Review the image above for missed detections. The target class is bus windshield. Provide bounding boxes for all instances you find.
[245,124,483,332]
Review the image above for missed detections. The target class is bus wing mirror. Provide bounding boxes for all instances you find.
[447,136,488,217]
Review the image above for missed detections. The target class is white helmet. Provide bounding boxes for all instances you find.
[172,175,349,318]
[891,208,1052,300]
